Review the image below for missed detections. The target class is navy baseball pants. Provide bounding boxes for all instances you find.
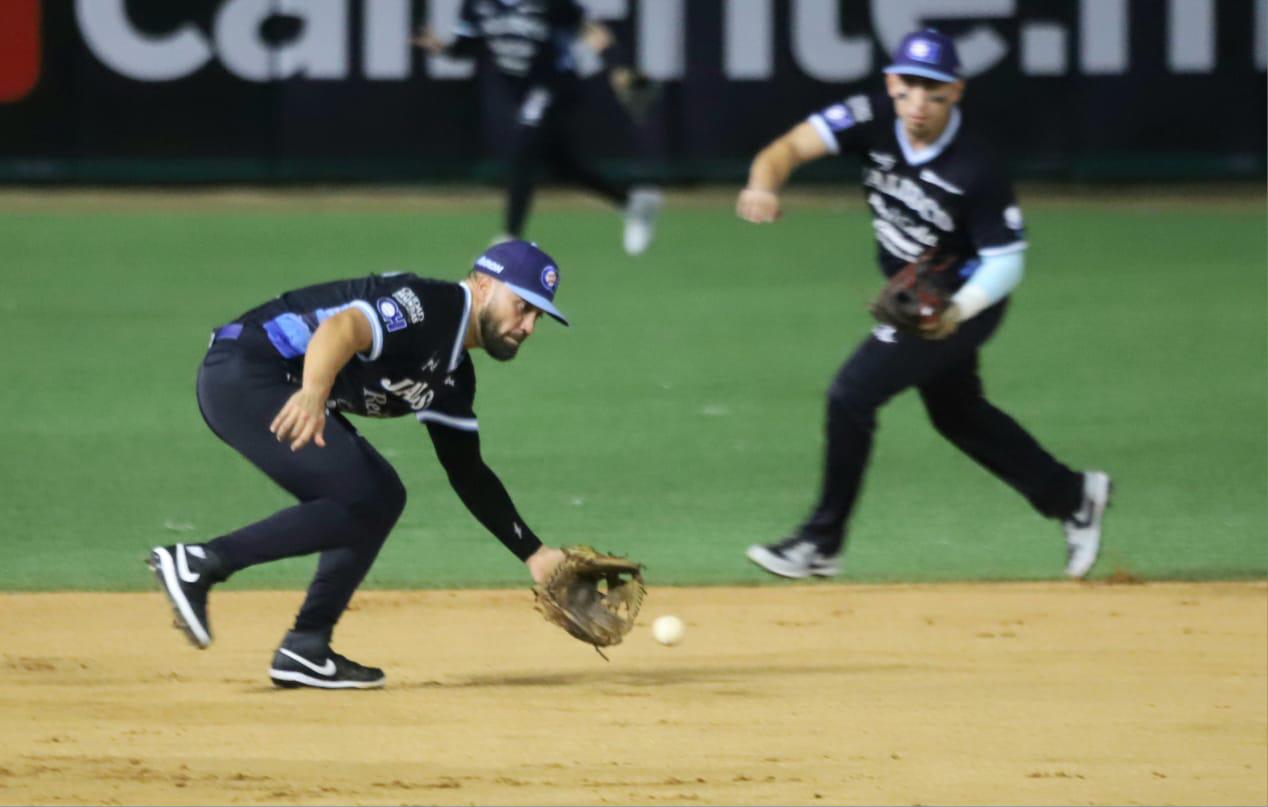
[796,302,1084,554]
[487,76,630,237]
[196,335,405,635]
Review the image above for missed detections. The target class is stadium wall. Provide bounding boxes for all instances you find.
[0,0,1264,184]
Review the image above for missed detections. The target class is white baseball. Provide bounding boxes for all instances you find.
[652,615,685,646]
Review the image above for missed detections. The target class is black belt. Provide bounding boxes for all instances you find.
[209,323,243,345]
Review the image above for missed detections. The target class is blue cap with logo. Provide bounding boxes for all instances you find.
[883,29,961,84]
[472,240,569,326]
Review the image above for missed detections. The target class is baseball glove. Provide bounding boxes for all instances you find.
[869,250,960,336]
[532,546,645,656]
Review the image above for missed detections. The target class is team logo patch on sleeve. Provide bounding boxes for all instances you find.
[376,297,407,332]
[822,103,855,132]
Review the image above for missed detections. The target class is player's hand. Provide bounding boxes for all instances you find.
[921,302,962,340]
[525,545,566,585]
[736,188,781,223]
[269,388,329,452]
[580,21,613,53]
[411,25,445,54]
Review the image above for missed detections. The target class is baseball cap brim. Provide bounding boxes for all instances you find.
[504,283,569,326]
[883,64,959,83]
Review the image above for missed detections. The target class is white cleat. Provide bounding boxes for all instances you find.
[622,187,662,256]
[1063,471,1112,579]
[746,538,840,579]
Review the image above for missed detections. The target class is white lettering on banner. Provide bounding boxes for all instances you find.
[792,0,872,81]
[1167,0,1214,73]
[75,0,212,81]
[872,0,1014,79]
[364,0,410,80]
[427,0,476,79]
[1080,0,1128,74]
[216,0,347,82]
[1021,22,1067,76]
[638,0,684,80]
[724,0,773,80]
[73,0,1252,83]
[1258,0,1268,71]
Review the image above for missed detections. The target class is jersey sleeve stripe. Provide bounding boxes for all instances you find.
[347,299,384,362]
[449,283,473,372]
[416,410,479,431]
[977,241,1029,257]
[807,114,840,155]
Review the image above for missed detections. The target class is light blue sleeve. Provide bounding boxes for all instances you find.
[952,250,1025,319]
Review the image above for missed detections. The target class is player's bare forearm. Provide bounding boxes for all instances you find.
[301,309,372,397]
[738,122,831,223]
[746,140,798,193]
[269,309,371,451]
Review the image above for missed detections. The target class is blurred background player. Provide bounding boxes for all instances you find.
[736,30,1111,581]
[148,241,572,689]
[414,0,663,255]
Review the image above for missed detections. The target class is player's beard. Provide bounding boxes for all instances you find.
[479,307,521,362]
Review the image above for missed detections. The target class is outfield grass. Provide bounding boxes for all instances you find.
[1,191,1264,590]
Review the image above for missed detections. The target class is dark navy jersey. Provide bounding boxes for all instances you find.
[230,275,479,432]
[454,0,584,83]
[808,92,1027,286]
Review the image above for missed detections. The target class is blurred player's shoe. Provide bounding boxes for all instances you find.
[489,232,514,247]
[147,543,224,649]
[623,187,662,256]
[746,537,840,579]
[269,630,386,690]
[1062,470,1112,579]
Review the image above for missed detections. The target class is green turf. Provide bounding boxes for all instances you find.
[1,195,1264,590]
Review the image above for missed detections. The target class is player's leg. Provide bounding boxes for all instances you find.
[505,86,554,238]
[552,86,662,255]
[283,411,404,637]
[150,343,402,664]
[747,309,1005,579]
[918,355,1110,578]
[546,86,629,205]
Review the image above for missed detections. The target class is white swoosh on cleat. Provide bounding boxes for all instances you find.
[175,545,200,584]
[277,647,336,676]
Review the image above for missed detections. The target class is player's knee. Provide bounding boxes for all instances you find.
[343,474,407,537]
[923,395,978,438]
[826,382,878,431]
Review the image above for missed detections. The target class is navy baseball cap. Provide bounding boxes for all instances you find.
[472,240,569,326]
[883,29,961,83]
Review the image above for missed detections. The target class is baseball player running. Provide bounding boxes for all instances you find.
[415,0,662,254]
[148,241,572,689]
[736,30,1111,580]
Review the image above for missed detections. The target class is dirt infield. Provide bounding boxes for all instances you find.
[2,582,1264,806]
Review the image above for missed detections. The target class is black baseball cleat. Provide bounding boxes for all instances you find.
[746,536,841,579]
[268,631,386,690]
[147,543,224,649]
